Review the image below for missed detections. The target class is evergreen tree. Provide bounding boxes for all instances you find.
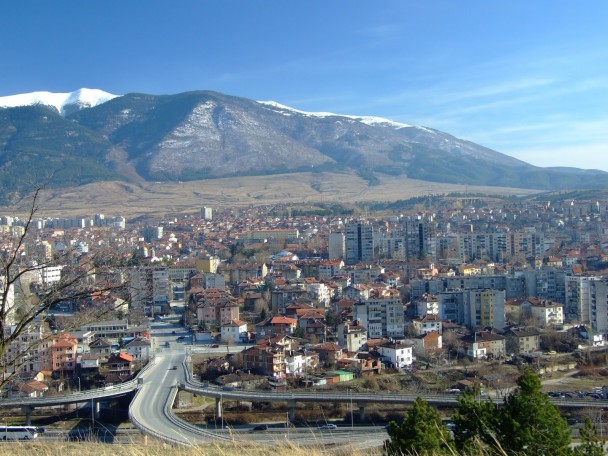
[384,397,454,455]
[496,368,571,455]
[574,418,604,456]
[452,386,498,452]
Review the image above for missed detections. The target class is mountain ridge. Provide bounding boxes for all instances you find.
[1,88,607,204]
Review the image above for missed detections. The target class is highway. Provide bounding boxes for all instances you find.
[128,319,386,448]
[4,315,608,448]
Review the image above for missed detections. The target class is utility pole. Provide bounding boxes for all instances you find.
[350,389,354,429]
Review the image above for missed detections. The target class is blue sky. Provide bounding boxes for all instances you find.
[2,1,608,171]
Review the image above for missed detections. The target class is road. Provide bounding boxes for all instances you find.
[129,318,388,448]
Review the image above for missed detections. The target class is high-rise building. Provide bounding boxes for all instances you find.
[591,278,608,333]
[403,220,436,261]
[328,232,345,260]
[565,274,599,322]
[201,207,213,220]
[345,221,374,264]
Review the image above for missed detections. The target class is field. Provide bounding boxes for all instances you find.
[4,172,538,218]
[0,441,378,456]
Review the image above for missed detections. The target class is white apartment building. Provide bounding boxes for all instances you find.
[353,297,404,339]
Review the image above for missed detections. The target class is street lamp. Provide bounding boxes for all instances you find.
[350,389,354,429]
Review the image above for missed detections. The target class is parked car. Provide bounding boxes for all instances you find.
[251,424,268,431]
[177,336,185,340]
[210,344,219,348]
[319,424,338,430]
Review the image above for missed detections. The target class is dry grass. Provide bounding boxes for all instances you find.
[5,172,538,218]
[0,440,380,456]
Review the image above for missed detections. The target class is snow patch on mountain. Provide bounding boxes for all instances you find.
[258,100,413,129]
[0,88,119,115]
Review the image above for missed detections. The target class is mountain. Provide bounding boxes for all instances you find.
[1,88,608,203]
[0,88,118,116]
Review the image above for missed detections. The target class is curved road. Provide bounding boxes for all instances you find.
[130,319,388,448]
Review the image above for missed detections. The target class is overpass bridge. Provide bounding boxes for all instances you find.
[180,378,603,422]
[0,378,139,425]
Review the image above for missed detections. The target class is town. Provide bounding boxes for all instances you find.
[2,193,608,447]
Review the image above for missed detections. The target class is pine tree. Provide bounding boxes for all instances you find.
[452,386,499,452]
[384,397,454,455]
[496,368,571,455]
[574,418,604,456]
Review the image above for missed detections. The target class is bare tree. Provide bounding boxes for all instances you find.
[0,190,130,389]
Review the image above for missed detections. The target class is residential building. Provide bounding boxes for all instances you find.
[377,341,413,369]
[345,221,374,264]
[463,331,507,359]
[504,327,541,355]
[412,314,442,335]
[403,220,436,261]
[565,274,600,322]
[200,206,213,220]
[337,320,368,352]
[353,295,404,339]
[328,233,345,261]
[466,289,506,330]
[221,319,248,344]
[190,288,240,329]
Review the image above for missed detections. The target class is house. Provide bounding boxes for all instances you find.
[51,334,78,376]
[377,341,413,369]
[337,320,368,352]
[505,297,564,327]
[124,337,152,362]
[270,316,297,336]
[78,354,100,370]
[312,342,345,368]
[412,314,442,335]
[463,331,507,359]
[89,338,113,357]
[243,344,286,378]
[298,318,327,343]
[412,331,443,353]
[105,352,134,381]
[504,326,541,355]
[8,379,48,398]
[221,319,248,344]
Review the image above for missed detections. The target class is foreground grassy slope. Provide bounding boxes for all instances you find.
[0,441,379,456]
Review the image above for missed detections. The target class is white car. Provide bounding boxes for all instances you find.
[319,424,338,430]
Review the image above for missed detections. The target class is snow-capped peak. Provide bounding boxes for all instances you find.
[0,88,119,115]
[258,100,413,129]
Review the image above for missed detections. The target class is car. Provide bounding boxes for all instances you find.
[177,336,185,340]
[172,330,176,335]
[251,424,268,431]
[319,424,338,430]
[170,366,177,370]
[210,344,219,348]
[447,389,461,394]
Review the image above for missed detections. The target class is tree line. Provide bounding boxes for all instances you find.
[385,368,603,456]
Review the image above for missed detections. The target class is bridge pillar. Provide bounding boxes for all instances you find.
[215,397,223,418]
[21,406,33,426]
[288,400,297,422]
[93,400,101,419]
[358,404,366,422]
